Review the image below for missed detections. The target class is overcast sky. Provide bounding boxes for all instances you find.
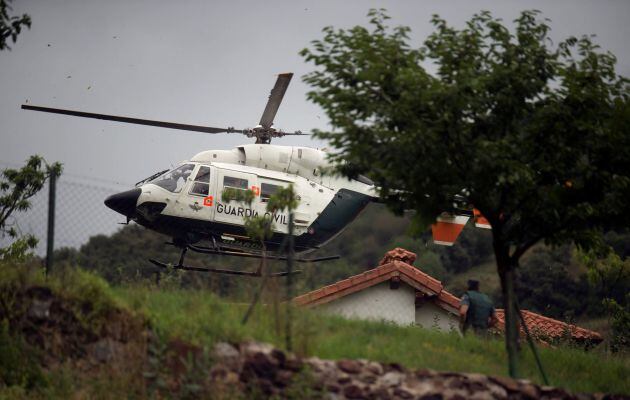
[2,0,629,187]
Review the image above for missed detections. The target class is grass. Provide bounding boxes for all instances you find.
[0,261,628,396]
[116,285,630,395]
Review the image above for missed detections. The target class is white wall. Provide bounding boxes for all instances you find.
[415,302,461,333]
[315,281,462,334]
[317,282,416,325]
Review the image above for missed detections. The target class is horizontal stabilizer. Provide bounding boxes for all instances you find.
[431,214,470,246]
[473,208,492,229]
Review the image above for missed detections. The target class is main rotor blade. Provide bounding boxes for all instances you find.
[21,105,238,134]
[259,73,293,129]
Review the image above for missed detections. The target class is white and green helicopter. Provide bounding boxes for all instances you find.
[22,73,378,276]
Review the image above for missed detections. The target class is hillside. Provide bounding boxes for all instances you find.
[53,203,629,328]
[0,261,628,398]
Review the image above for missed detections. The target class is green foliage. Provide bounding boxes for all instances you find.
[221,187,255,205]
[515,246,590,319]
[301,9,630,252]
[114,285,630,394]
[583,250,630,306]
[0,156,62,261]
[221,185,298,243]
[302,8,630,377]
[0,320,45,389]
[0,0,30,51]
[583,250,630,352]
[603,296,630,353]
[266,184,298,213]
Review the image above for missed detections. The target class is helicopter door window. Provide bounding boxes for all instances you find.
[260,183,281,202]
[190,166,211,196]
[223,176,248,192]
[151,164,194,193]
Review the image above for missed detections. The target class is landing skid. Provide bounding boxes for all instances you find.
[148,242,338,277]
[148,258,300,277]
[186,243,340,263]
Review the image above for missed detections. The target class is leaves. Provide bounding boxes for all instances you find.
[301,9,630,258]
[0,0,31,51]
[221,185,299,243]
[0,156,62,260]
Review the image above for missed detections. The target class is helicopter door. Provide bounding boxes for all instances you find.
[256,179,290,234]
[178,164,216,222]
[215,169,258,227]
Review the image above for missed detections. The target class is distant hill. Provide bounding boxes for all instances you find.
[53,203,629,324]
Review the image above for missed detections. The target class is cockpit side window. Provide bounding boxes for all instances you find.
[151,164,194,193]
[190,166,211,196]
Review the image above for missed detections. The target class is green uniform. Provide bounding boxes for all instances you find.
[461,290,495,333]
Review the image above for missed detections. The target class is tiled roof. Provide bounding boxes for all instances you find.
[294,248,460,314]
[294,247,603,344]
[494,309,603,343]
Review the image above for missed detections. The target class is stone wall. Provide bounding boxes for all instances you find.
[208,341,623,399]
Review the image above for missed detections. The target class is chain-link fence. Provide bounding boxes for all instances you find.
[0,161,132,256]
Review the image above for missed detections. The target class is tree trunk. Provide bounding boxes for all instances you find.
[495,240,520,378]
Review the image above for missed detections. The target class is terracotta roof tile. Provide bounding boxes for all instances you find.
[494,309,602,343]
[293,248,457,313]
[294,247,602,344]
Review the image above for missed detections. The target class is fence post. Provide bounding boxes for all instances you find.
[285,211,294,352]
[45,170,57,277]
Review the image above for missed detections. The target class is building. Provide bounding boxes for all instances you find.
[294,248,603,346]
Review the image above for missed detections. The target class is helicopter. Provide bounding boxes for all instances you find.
[22,73,379,276]
[22,73,491,276]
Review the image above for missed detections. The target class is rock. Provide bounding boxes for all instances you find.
[519,382,540,399]
[393,387,414,399]
[212,342,241,370]
[379,371,403,387]
[418,394,443,400]
[337,373,352,384]
[385,362,404,372]
[284,355,303,372]
[274,369,294,387]
[366,361,384,376]
[371,386,392,400]
[325,383,341,393]
[306,357,335,373]
[540,385,572,399]
[337,359,362,374]
[241,341,274,357]
[489,375,520,392]
[271,348,287,365]
[28,298,52,320]
[485,382,509,399]
[89,338,119,363]
[469,390,500,400]
[244,351,278,380]
[343,383,366,399]
[358,373,377,384]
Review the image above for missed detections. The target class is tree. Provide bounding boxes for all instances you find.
[583,250,630,352]
[0,156,62,260]
[221,184,299,350]
[0,0,30,51]
[301,9,630,377]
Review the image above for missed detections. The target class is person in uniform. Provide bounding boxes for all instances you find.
[459,279,498,336]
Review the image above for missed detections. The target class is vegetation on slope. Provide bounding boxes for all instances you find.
[117,285,630,395]
[0,260,629,397]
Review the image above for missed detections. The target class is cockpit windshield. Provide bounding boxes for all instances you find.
[150,164,194,193]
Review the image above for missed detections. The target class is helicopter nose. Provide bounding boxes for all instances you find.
[104,188,141,217]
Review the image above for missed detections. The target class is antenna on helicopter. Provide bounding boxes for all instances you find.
[21,73,307,144]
